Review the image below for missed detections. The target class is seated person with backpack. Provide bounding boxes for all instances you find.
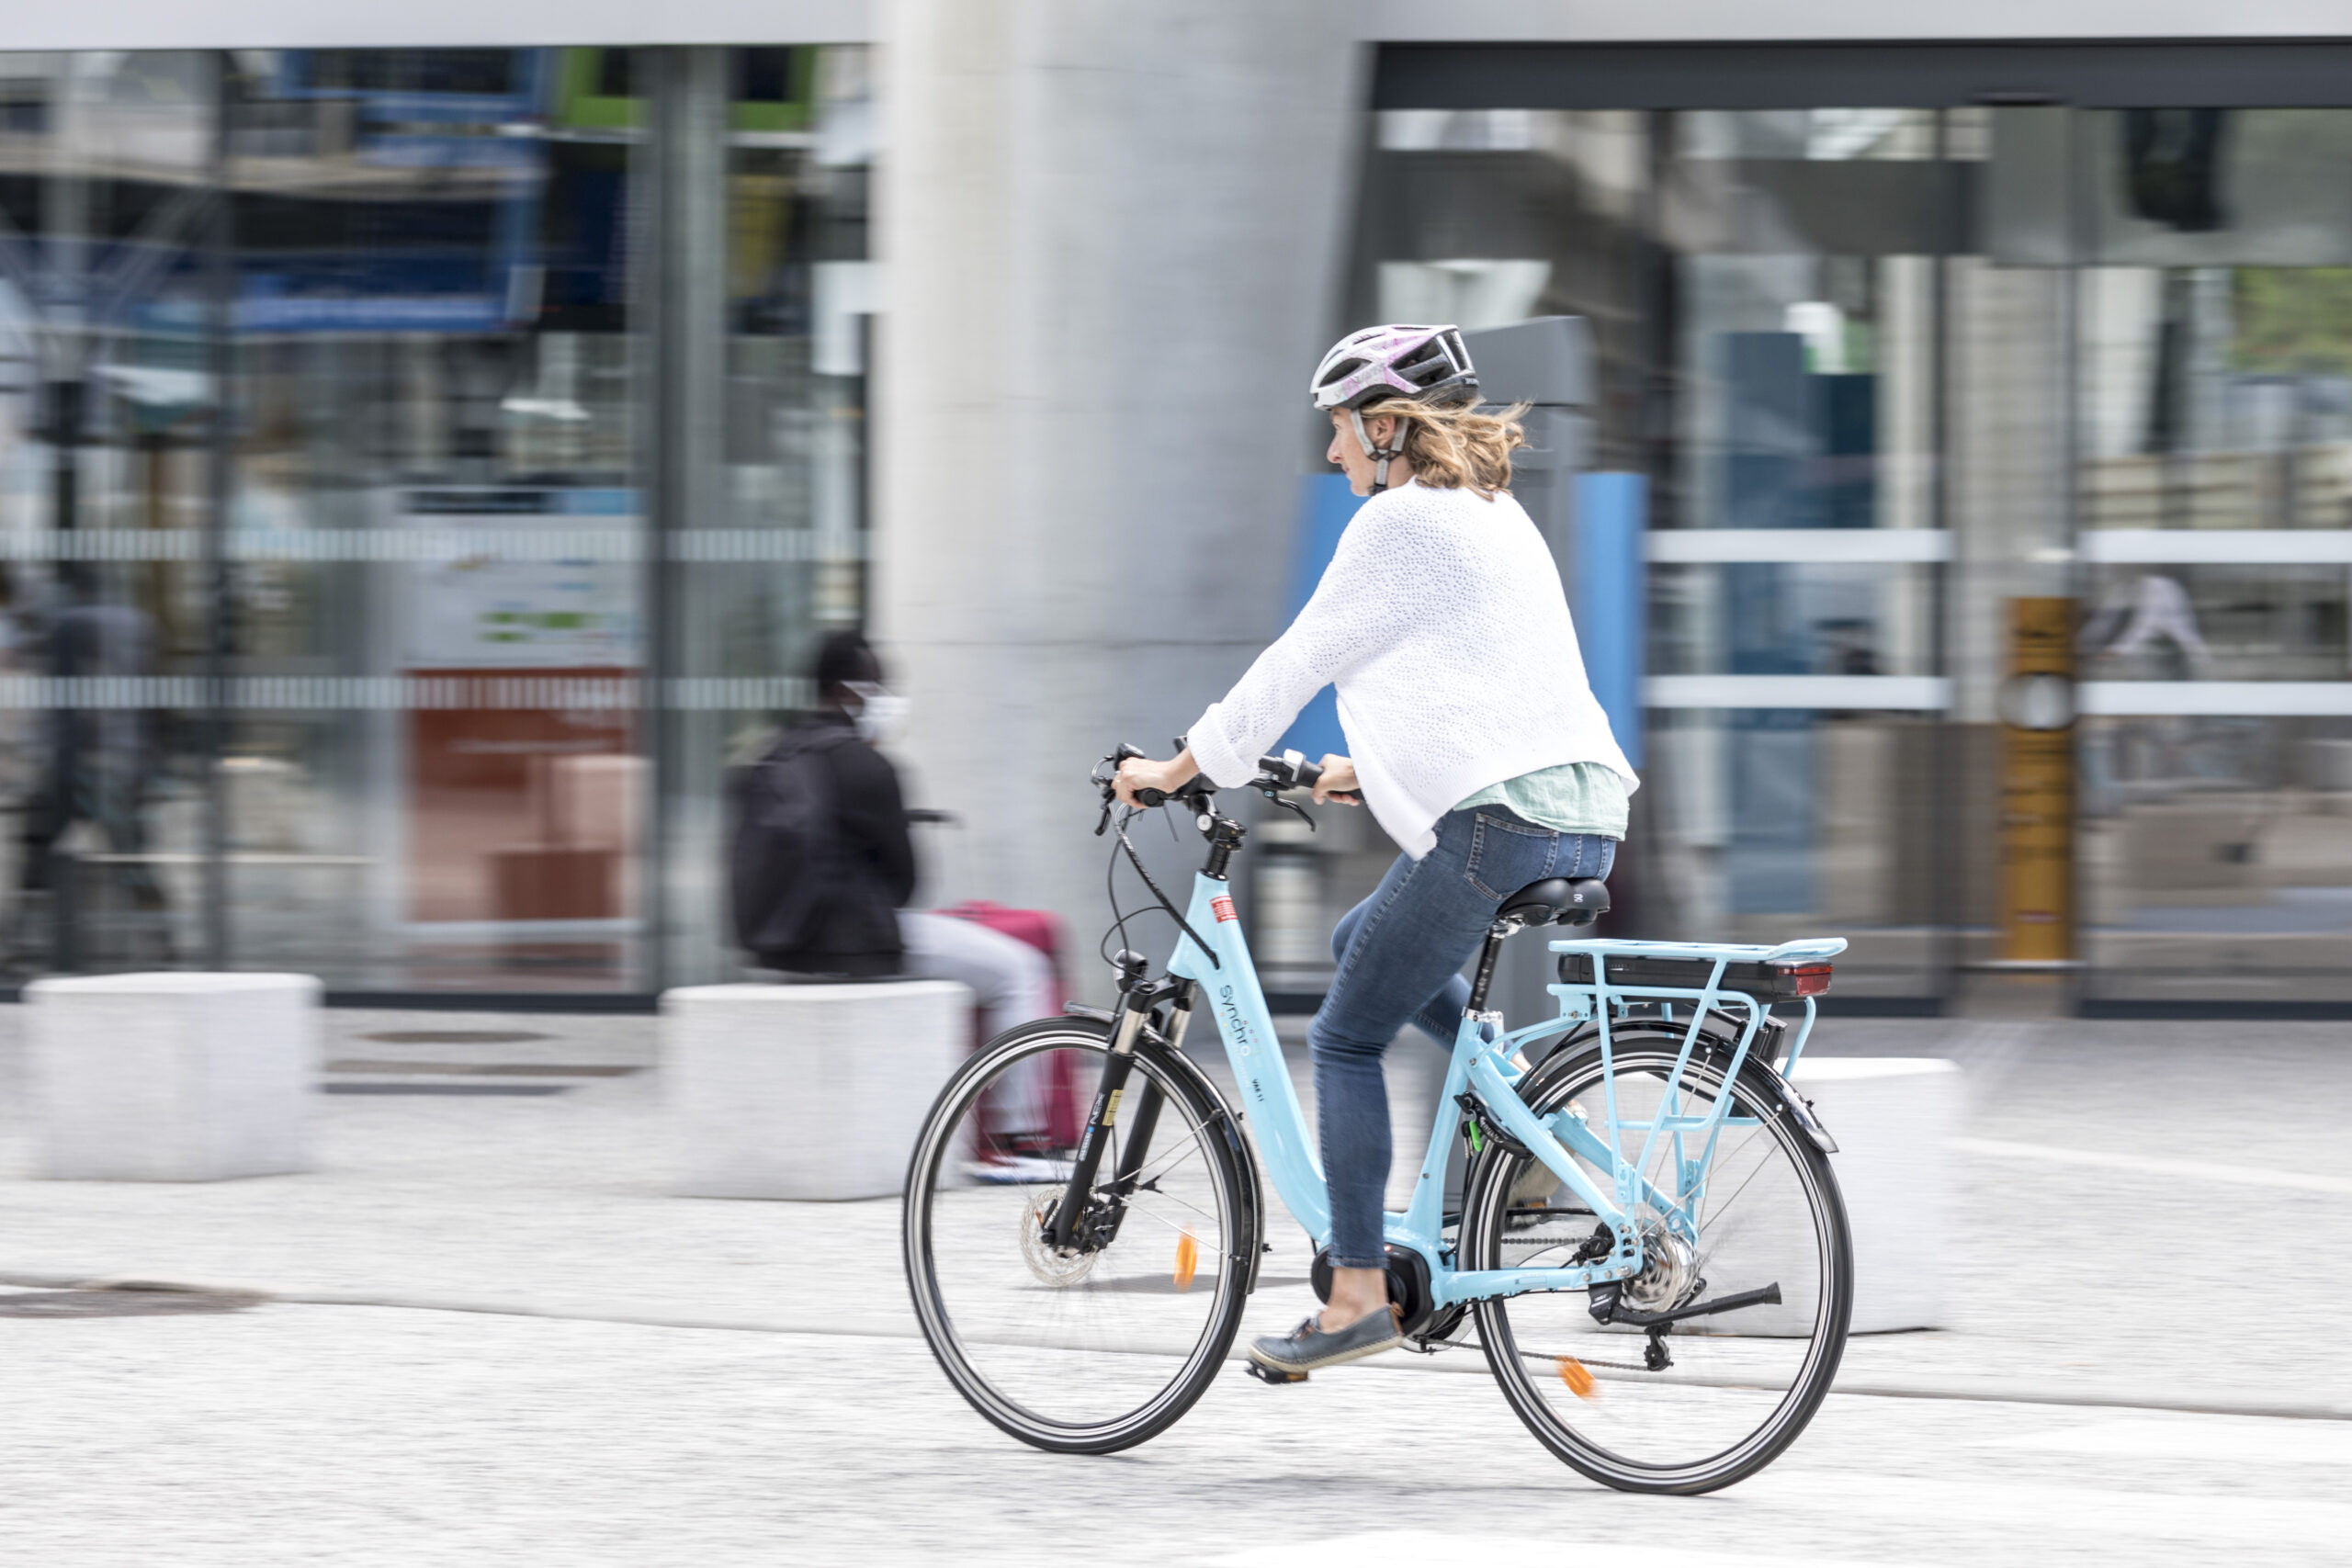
[732,630,1058,1137]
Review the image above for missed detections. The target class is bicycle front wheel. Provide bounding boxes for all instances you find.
[1464,1033,1852,1493]
[903,1017,1252,1453]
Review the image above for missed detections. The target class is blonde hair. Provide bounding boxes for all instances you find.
[1353,397,1529,500]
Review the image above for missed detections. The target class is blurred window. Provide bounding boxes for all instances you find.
[0,44,871,994]
[0,52,212,974]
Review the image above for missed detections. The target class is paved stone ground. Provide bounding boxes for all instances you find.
[1,1006,2347,1563]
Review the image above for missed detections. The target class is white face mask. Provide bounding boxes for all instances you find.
[844,681,907,744]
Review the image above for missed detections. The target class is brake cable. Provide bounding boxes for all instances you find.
[1113,812,1218,969]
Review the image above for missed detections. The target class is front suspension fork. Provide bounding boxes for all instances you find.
[1043,953,1163,1247]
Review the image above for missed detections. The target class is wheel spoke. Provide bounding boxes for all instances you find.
[1113,1190,1216,1239]
[1692,1135,1780,1264]
[1124,1185,1221,1232]
[1119,1130,1209,1196]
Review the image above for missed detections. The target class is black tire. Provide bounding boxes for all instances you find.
[902,1017,1254,1454]
[1464,1028,1852,1494]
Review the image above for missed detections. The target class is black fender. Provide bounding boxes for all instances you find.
[1737,1053,1838,1154]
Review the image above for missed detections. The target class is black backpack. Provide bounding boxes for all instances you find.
[729,725,857,958]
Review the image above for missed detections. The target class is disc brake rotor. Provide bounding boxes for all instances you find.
[1018,1188,1099,1288]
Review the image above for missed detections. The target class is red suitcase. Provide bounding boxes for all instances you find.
[933,900,1082,1145]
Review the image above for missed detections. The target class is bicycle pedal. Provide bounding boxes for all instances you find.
[1245,1361,1309,1385]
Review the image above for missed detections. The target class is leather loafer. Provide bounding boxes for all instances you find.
[1247,1303,1404,1374]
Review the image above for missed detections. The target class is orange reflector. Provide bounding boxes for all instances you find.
[1556,1357,1597,1399]
[1174,1232,1199,1292]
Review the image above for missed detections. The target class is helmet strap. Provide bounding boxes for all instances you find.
[1351,409,1408,495]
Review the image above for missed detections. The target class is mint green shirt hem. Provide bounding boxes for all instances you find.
[1454,761,1629,840]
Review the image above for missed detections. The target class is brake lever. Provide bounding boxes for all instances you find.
[1270,794,1317,831]
[1091,750,1124,836]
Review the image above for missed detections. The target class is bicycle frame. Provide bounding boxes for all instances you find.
[1165,868,1846,1310]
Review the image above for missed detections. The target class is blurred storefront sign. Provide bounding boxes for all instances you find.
[396,489,641,930]
[1998,599,2076,964]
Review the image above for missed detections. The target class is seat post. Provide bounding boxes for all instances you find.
[1464,921,1512,1015]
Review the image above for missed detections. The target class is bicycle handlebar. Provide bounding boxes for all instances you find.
[1093,745,1351,810]
[1091,743,1357,846]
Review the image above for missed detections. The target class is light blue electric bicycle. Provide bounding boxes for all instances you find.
[903,749,1853,1494]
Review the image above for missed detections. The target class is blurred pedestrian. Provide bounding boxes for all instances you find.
[14,563,168,963]
[731,629,1057,1134]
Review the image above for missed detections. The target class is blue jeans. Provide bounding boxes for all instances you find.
[1308,807,1616,1269]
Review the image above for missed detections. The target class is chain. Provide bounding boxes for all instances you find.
[1400,1320,1657,1375]
[1518,1348,1656,1375]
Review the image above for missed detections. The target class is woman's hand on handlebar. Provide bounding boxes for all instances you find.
[1312,754,1362,806]
[1114,747,1199,808]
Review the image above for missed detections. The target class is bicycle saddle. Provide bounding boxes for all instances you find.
[1498,876,1610,928]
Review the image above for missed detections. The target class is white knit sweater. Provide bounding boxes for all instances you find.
[1188,479,1637,860]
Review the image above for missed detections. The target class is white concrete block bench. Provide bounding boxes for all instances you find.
[26,972,321,1181]
[1787,1055,1962,1333]
[662,980,972,1200]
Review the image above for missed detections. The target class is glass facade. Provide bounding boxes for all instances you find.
[2072,109,2352,1004]
[9,40,2350,1011]
[1648,109,1945,996]
[0,46,869,996]
[1348,90,2352,1008]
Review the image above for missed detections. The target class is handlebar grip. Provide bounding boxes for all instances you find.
[1135,773,1211,810]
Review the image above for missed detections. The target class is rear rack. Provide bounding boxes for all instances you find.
[1544,937,1848,1077]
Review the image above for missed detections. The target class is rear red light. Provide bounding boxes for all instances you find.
[1772,964,1834,998]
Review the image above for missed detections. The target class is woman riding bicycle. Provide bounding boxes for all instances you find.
[1114,323,1639,1376]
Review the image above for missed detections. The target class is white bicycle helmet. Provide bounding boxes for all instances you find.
[1309,324,1479,493]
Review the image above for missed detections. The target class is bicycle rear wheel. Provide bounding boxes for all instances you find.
[903,1017,1252,1453]
[1464,1032,1851,1493]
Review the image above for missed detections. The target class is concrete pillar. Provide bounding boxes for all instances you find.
[648,47,732,987]
[877,2,1362,998]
